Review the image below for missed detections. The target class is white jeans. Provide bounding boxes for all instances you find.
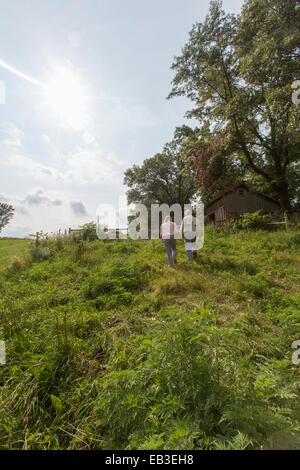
[184,231,197,261]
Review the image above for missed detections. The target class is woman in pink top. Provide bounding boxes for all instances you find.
[160,215,178,268]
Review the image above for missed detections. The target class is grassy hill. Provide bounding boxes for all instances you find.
[0,229,299,450]
[0,238,30,271]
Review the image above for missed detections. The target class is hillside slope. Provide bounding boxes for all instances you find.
[0,229,299,450]
[0,239,30,271]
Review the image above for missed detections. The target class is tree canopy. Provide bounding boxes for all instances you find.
[0,202,14,233]
[168,0,300,210]
[124,127,198,209]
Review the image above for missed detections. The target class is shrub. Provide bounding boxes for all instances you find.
[29,246,54,261]
[96,307,293,450]
[239,274,273,298]
[82,260,149,307]
[8,253,32,273]
[240,211,270,230]
[27,262,52,281]
[1,232,299,450]
[80,222,98,241]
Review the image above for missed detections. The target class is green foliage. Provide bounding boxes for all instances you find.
[124,127,198,209]
[97,307,297,450]
[0,202,14,232]
[51,394,64,414]
[240,211,270,230]
[80,222,98,242]
[168,0,300,209]
[0,230,299,449]
[82,259,150,308]
[0,239,30,271]
[29,246,54,262]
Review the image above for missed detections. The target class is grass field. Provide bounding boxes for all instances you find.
[0,229,299,450]
[0,238,30,271]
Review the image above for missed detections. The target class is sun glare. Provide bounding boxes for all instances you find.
[43,65,89,130]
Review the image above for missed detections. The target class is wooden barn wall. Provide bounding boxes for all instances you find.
[224,190,279,215]
[215,206,225,222]
[207,197,224,215]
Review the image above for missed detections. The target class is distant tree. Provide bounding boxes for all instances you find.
[124,127,198,210]
[168,0,300,210]
[80,222,98,241]
[0,203,14,233]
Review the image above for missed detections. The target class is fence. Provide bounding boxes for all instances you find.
[269,212,300,230]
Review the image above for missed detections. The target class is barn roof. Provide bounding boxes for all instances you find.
[206,184,280,209]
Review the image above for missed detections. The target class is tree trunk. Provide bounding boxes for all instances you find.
[274,181,292,212]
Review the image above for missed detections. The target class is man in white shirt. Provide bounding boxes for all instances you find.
[160,215,178,268]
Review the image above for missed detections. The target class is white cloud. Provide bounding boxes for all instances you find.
[64,144,127,186]
[83,131,96,145]
[3,152,62,181]
[1,224,32,238]
[0,188,92,237]
[0,123,61,181]
[22,188,63,206]
[15,205,29,215]
[0,193,8,202]
[41,134,51,144]
[0,122,127,188]
[68,31,80,48]
[1,122,24,147]
[0,123,128,236]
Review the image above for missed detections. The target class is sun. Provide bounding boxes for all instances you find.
[43,64,89,130]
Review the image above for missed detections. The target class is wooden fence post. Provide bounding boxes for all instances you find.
[36,232,39,248]
[284,211,290,230]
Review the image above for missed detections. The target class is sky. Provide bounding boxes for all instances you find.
[0,0,244,237]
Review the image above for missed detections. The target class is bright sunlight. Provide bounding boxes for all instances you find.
[43,64,89,130]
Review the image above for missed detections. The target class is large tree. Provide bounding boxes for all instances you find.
[177,122,245,205]
[168,0,300,210]
[124,127,198,209]
[0,202,14,233]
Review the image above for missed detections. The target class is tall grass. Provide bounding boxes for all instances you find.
[0,230,299,449]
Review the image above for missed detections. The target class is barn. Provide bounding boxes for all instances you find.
[206,185,280,225]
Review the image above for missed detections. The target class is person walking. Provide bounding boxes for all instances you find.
[180,209,197,263]
[160,215,178,268]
